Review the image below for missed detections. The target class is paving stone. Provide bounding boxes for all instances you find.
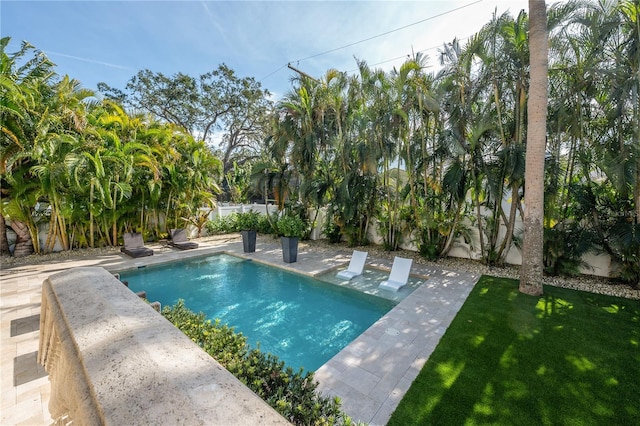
[1,236,480,425]
[11,313,40,337]
[13,351,47,386]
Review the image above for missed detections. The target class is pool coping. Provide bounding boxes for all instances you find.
[1,236,479,425]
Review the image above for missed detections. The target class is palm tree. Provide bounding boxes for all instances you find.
[68,146,113,248]
[0,215,9,254]
[520,0,548,296]
[337,61,387,245]
[30,133,77,252]
[438,38,498,261]
[477,10,530,265]
[2,170,40,256]
[0,37,56,255]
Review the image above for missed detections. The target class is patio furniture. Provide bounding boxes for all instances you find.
[169,229,199,250]
[336,250,368,280]
[121,233,154,258]
[378,257,413,292]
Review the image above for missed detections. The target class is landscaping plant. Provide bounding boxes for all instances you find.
[162,301,352,425]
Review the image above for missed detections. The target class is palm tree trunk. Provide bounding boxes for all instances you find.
[635,162,639,224]
[11,219,34,258]
[0,215,10,255]
[519,0,548,296]
[89,181,95,248]
[44,211,56,253]
[56,207,69,250]
[470,164,486,260]
[498,182,521,263]
[112,186,118,246]
[441,198,464,256]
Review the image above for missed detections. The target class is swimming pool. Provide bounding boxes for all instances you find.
[120,254,395,372]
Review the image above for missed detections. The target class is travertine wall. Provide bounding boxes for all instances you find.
[38,267,289,425]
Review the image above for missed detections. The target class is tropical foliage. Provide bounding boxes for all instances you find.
[162,300,353,426]
[98,65,274,183]
[0,37,222,253]
[2,1,638,287]
[256,0,639,286]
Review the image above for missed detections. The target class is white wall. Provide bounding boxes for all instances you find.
[362,209,613,279]
[12,201,614,279]
[210,203,275,220]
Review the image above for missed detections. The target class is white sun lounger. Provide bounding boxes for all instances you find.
[378,257,413,292]
[336,250,368,280]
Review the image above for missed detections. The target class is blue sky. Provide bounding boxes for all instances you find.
[2,0,529,100]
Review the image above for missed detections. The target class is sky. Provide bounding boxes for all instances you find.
[1,0,530,100]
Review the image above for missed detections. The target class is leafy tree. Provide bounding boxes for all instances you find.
[99,65,272,178]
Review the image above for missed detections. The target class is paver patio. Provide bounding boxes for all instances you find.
[1,235,478,425]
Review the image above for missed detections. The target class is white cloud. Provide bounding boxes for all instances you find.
[46,51,131,71]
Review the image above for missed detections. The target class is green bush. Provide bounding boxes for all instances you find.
[323,219,343,244]
[205,215,238,235]
[543,223,597,277]
[162,301,352,425]
[257,213,276,235]
[205,212,276,237]
[235,210,261,231]
[276,215,307,238]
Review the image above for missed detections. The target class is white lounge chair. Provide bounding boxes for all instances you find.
[378,257,413,292]
[336,250,368,280]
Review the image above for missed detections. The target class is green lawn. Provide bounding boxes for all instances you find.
[388,276,640,426]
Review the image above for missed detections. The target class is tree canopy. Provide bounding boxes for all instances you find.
[98,65,273,176]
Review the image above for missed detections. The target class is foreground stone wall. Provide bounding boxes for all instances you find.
[38,267,289,425]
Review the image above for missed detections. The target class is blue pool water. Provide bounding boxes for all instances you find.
[120,254,395,372]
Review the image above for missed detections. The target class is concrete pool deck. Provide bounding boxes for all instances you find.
[1,235,479,425]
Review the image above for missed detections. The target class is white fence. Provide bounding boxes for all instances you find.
[6,202,613,279]
[208,203,275,220]
[209,204,612,278]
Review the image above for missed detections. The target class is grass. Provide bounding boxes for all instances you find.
[388,276,640,426]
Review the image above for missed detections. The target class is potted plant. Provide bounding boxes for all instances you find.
[276,214,306,263]
[236,211,261,253]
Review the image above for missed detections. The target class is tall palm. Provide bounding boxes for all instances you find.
[478,10,530,265]
[68,144,114,247]
[520,0,548,296]
[30,133,77,252]
[587,0,640,284]
[438,37,498,261]
[173,134,221,231]
[619,0,640,280]
[0,37,56,255]
[0,37,56,170]
[27,76,95,251]
[338,61,389,245]
[92,101,152,244]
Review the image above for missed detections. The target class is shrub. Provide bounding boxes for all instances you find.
[205,215,238,235]
[323,218,342,244]
[162,301,352,425]
[235,210,261,231]
[276,215,307,238]
[257,213,276,235]
[543,223,597,277]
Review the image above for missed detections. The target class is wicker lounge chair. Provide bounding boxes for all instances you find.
[169,229,199,250]
[121,232,154,258]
